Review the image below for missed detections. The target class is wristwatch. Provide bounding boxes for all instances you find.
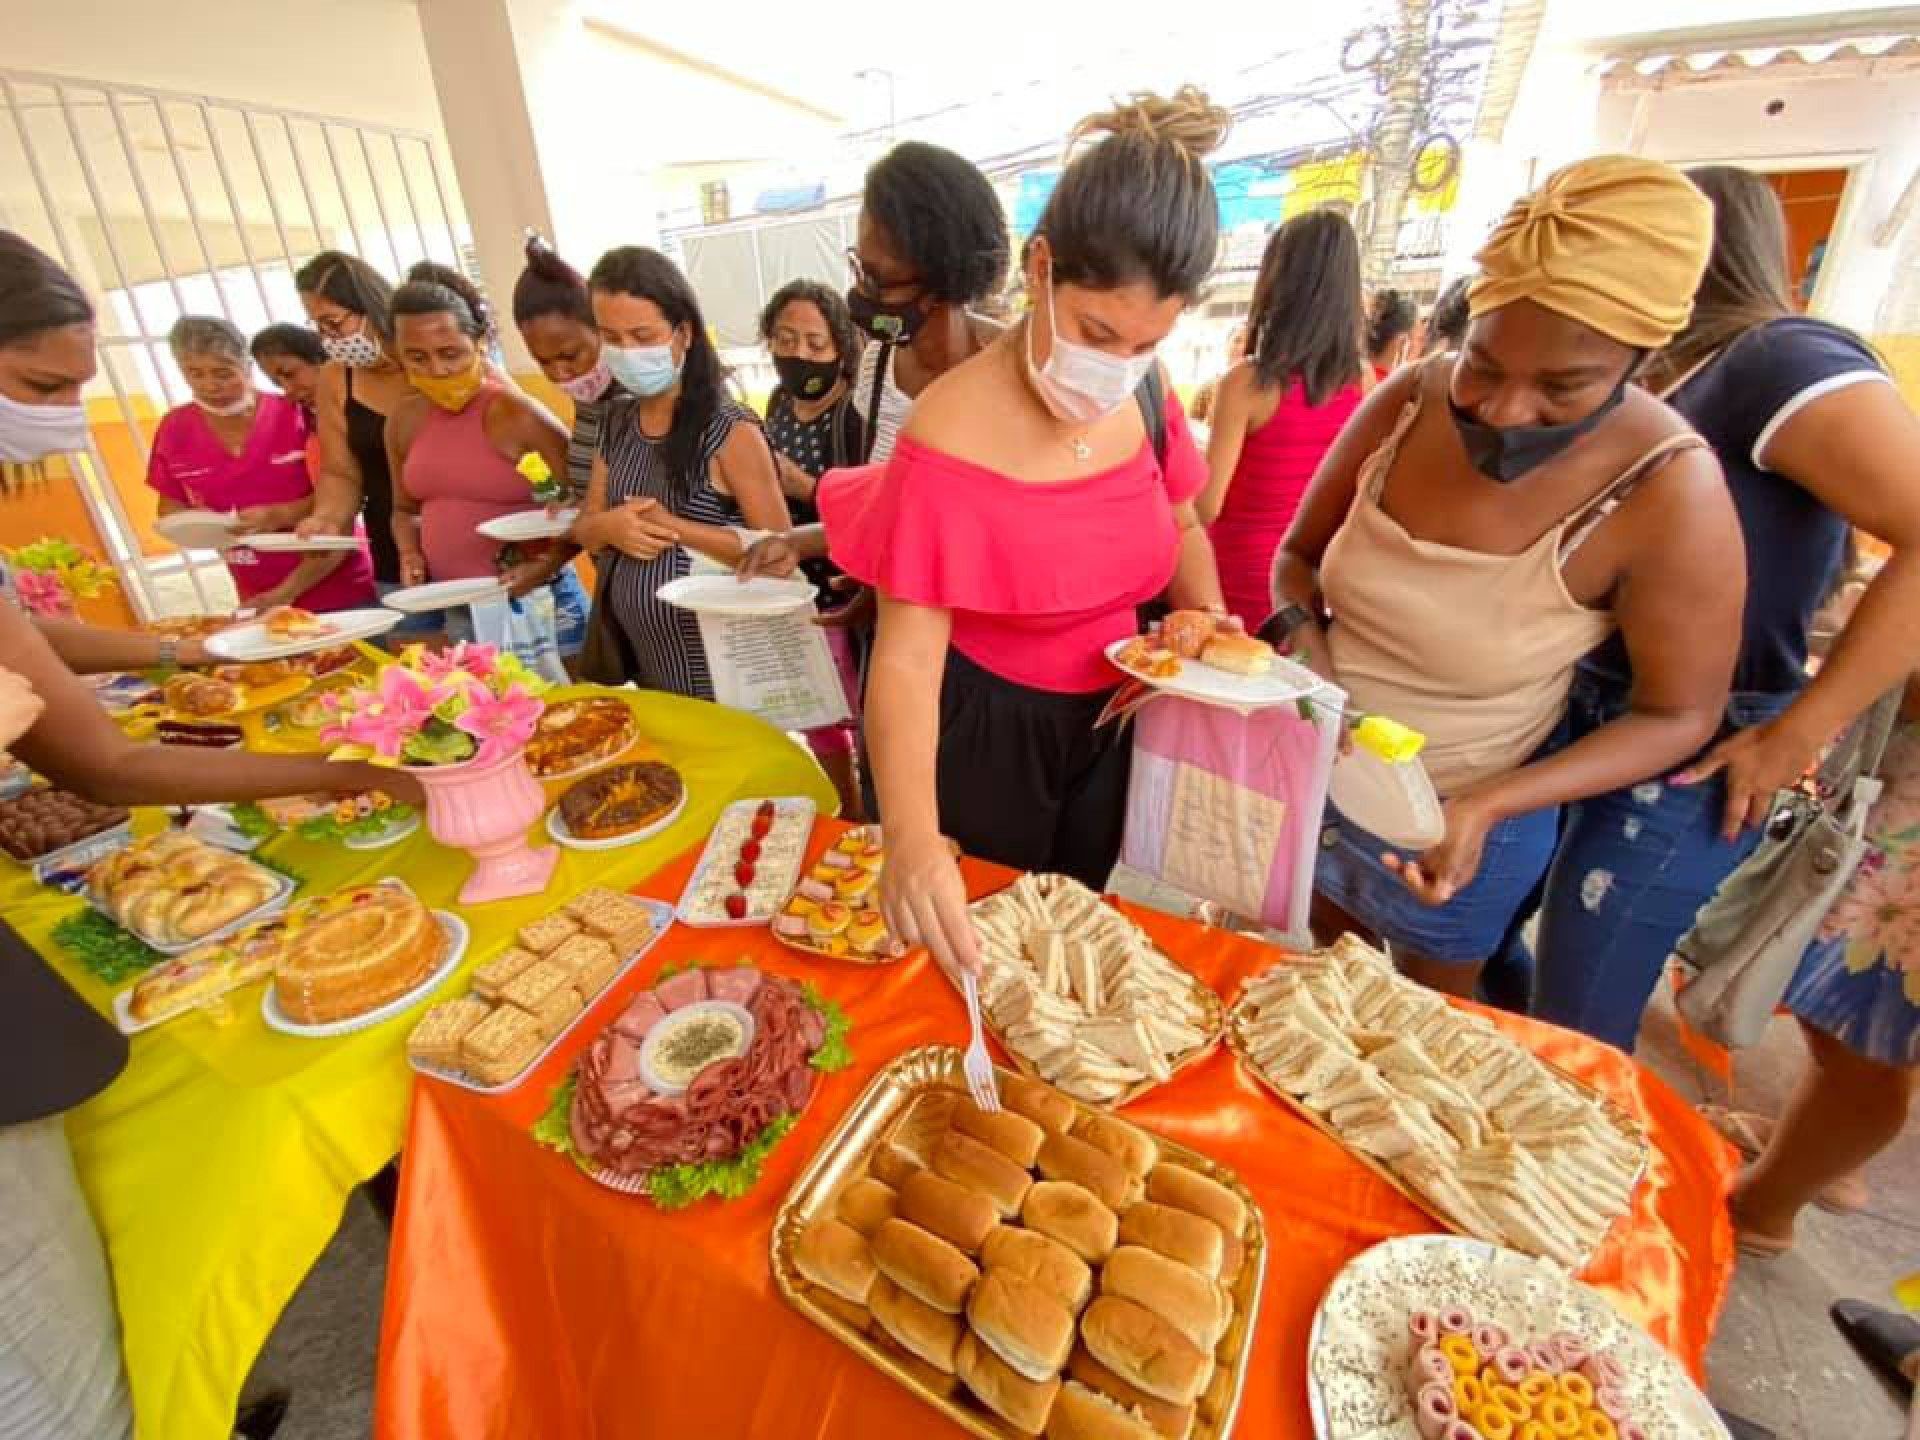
[1256,603,1314,651]
[155,636,179,673]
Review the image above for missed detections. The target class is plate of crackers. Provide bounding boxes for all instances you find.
[406,887,672,1092]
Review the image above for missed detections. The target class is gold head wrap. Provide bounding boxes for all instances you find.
[1468,155,1713,349]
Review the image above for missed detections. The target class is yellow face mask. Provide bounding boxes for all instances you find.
[409,356,485,412]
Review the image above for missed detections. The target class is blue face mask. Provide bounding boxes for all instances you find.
[604,341,681,397]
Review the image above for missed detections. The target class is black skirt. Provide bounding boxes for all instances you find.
[0,921,127,1126]
[935,649,1130,889]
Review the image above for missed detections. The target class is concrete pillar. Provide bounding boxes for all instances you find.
[412,0,558,369]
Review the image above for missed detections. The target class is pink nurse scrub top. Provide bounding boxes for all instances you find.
[146,393,375,611]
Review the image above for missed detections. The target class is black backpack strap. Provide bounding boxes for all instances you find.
[1135,365,1167,469]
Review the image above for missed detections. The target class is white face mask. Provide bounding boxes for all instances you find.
[195,391,255,418]
[320,325,384,368]
[1024,272,1157,425]
[0,392,89,463]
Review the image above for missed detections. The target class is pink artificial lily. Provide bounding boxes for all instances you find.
[336,665,452,761]
[13,570,70,618]
[418,642,499,684]
[453,682,543,764]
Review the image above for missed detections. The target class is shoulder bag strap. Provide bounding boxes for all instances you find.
[1134,366,1168,469]
[860,343,893,464]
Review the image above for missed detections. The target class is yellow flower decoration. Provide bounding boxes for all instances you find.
[1353,714,1426,764]
[515,452,552,486]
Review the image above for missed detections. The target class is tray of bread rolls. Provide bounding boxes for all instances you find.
[963,873,1225,1108]
[772,1045,1265,1440]
[1227,935,1648,1273]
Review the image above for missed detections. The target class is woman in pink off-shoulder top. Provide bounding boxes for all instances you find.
[819,88,1232,980]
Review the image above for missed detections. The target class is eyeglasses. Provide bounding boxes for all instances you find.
[845,248,923,302]
[311,311,361,340]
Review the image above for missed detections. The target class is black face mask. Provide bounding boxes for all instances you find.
[1448,374,1631,484]
[847,286,928,345]
[773,354,841,402]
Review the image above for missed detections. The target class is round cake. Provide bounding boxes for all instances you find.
[274,884,443,1024]
[525,697,638,778]
[558,761,683,840]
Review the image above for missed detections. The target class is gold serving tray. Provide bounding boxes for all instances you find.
[957,886,1228,1109]
[770,1044,1267,1440]
[1225,990,1649,1271]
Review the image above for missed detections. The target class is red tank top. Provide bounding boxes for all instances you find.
[401,385,526,580]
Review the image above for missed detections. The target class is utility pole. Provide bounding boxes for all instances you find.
[1362,0,1434,287]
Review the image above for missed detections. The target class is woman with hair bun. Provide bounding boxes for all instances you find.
[820,89,1232,977]
[1367,287,1419,378]
[512,234,619,502]
[383,262,585,648]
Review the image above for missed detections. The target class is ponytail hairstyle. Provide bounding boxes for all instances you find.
[0,230,93,348]
[1244,210,1365,406]
[293,250,395,342]
[1365,287,1417,362]
[1422,276,1471,356]
[391,260,493,342]
[512,233,593,328]
[250,322,327,369]
[1029,87,1229,301]
[587,245,726,501]
[1652,165,1797,385]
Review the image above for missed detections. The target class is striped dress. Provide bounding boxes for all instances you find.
[565,387,619,501]
[597,394,753,699]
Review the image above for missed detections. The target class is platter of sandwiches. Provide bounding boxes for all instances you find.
[966,874,1223,1106]
[1107,610,1325,710]
[774,1046,1265,1440]
[1229,936,1648,1271]
[206,605,399,662]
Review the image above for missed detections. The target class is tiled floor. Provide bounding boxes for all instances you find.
[252,871,1919,1439]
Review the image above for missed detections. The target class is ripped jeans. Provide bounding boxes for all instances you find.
[1518,670,1796,1051]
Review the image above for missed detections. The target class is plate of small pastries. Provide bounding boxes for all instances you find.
[1230,936,1648,1271]
[1307,1234,1725,1440]
[87,831,293,954]
[547,761,686,849]
[261,879,467,1037]
[775,1046,1266,1440]
[967,873,1224,1107]
[206,605,398,663]
[158,669,311,721]
[406,888,670,1091]
[1107,610,1325,710]
[771,824,914,964]
[524,694,642,780]
[0,786,129,864]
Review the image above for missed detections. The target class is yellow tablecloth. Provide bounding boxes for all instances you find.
[2,688,835,1440]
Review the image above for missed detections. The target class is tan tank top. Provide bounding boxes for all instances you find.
[1321,382,1704,796]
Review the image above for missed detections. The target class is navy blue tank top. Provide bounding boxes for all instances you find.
[1586,316,1885,702]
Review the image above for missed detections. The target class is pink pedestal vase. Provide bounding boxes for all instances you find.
[411,746,558,904]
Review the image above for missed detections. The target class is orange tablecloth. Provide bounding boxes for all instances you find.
[374,839,1735,1440]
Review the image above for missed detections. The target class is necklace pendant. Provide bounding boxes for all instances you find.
[1070,436,1092,461]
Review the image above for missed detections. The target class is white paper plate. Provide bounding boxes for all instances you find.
[155,509,240,550]
[260,911,468,1038]
[477,508,577,543]
[206,608,400,662]
[638,999,757,1096]
[656,574,816,618]
[1327,745,1445,850]
[1104,639,1325,711]
[546,787,687,851]
[1305,1234,1730,1440]
[342,813,421,851]
[407,898,676,1094]
[379,577,508,614]
[243,532,365,553]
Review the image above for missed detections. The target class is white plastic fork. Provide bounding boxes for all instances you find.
[959,972,1001,1112]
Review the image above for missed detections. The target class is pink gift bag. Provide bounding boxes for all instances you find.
[1120,693,1341,938]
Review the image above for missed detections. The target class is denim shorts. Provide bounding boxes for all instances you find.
[1315,800,1564,964]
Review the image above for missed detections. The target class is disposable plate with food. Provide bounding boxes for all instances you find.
[1104,637,1327,710]
[476,508,578,543]
[260,911,469,1038]
[155,509,240,550]
[207,608,400,662]
[378,577,509,614]
[242,532,366,553]
[656,574,816,618]
[676,796,816,926]
[546,787,687,851]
